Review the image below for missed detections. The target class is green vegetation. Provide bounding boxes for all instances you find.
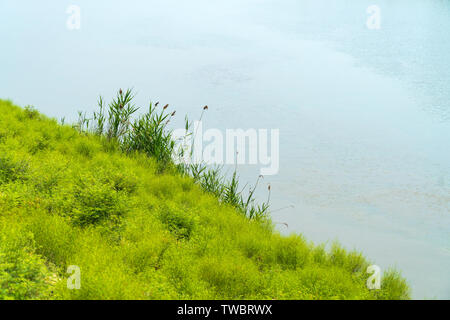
[0,96,410,300]
[77,89,270,220]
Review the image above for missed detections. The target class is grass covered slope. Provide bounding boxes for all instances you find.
[0,99,410,300]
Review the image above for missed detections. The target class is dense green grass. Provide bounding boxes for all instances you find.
[0,99,410,300]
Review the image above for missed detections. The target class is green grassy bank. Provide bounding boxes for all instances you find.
[0,98,409,300]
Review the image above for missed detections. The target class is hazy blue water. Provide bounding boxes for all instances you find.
[1,0,449,299]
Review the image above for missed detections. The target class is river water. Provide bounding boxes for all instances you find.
[1,0,449,299]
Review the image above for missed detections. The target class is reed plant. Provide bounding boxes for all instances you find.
[76,89,270,220]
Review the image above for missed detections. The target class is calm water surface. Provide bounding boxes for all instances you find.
[1,0,449,299]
